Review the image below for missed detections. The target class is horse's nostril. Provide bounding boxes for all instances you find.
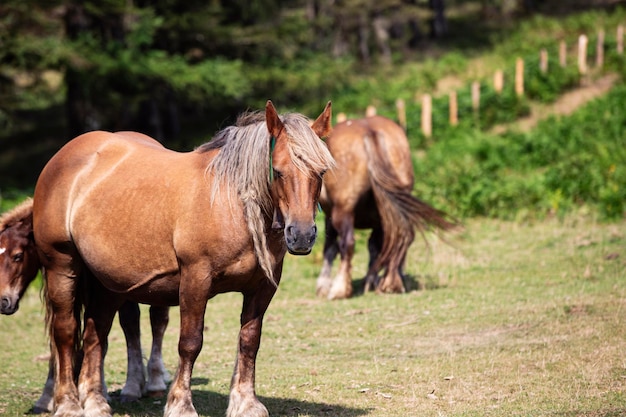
[1,297,10,310]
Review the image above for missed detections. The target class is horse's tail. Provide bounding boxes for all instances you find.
[363,129,457,273]
[43,268,85,380]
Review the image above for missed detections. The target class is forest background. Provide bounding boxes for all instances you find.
[1,0,625,221]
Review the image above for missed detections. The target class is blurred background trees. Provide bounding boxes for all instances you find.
[0,0,621,188]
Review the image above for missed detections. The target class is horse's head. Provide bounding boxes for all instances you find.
[265,100,334,255]
[0,200,39,315]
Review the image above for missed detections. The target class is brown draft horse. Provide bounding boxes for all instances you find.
[33,100,334,417]
[317,115,456,300]
[0,199,171,412]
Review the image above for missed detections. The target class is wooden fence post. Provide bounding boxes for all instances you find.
[540,48,548,73]
[559,40,567,67]
[578,34,588,74]
[515,58,524,96]
[493,70,504,94]
[618,25,624,55]
[471,81,480,113]
[421,94,432,138]
[449,91,458,126]
[366,105,377,117]
[596,29,604,68]
[395,98,406,130]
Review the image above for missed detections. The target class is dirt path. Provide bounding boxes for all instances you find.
[491,72,619,134]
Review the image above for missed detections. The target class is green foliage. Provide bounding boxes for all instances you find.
[68,9,251,103]
[413,84,626,220]
[2,2,626,222]
[523,55,580,102]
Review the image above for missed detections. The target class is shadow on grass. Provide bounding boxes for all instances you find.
[110,385,371,417]
[350,272,447,296]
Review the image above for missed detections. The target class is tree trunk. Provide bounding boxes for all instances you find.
[429,0,447,38]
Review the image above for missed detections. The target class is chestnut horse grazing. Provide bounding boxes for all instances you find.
[317,116,455,300]
[0,199,171,412]
[33,100,334,417]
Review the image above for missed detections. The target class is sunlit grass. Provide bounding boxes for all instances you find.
[1,214,624,416]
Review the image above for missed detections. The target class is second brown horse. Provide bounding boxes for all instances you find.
[317,116,456,300]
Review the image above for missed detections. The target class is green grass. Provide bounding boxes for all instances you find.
[1,214,625,416]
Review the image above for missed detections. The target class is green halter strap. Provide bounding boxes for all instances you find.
[269,135,276,182]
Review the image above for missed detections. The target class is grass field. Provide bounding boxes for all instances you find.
[0,215,625,417]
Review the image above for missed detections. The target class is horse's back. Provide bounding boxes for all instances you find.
[33,131,205,297]
[322,120,371,210]
[359,116,414,190]
[34,130,170,227]
[322,116,414,213]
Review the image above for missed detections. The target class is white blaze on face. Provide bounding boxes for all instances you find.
[0,247,6,255]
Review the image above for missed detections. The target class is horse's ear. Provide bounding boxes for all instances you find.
[15,214,33,238]
[311,101,332,140]
[265,100,284,140]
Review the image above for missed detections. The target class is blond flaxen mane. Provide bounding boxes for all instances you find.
[196,111,334,284]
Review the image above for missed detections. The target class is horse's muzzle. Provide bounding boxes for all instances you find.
[0,295,18,315]
[285,223,317,255]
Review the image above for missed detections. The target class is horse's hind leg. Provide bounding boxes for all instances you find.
[118,301,145,402]
[316,216,338,297]
[32,356,55,413]
[364,227,383,293]
[146,306,170,396]
[377,246,407,294]
[227,281,276,417]
[79,280,122,417]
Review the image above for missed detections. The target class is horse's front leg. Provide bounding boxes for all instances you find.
[32,355,55,413]
[164,273,209,417]
[46,267,83,417]
[227,280,278,417]
[146,306,171,396]
[316,216,338,297]
[118,301,145,402]
[79,283,121,417]
[364,227,383,292]
[328,209,355,300]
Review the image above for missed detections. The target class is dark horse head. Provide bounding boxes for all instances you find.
[0,198,40,315]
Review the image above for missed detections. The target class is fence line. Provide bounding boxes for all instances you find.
[349,22,624,138]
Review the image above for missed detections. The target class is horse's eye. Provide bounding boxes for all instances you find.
[273,169,283,180]
[12,252,23,263]
[320,169,328,178]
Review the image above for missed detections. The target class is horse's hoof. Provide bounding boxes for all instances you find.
[119,394,141,403]
[53,400,83,417]
[164,401,198,417]
[327,290,351,300]
[316,285,329,298]
[83,393,112,417]
[327,284,352,300]
[227,396,269,417]
[145,389,167,398]
[31,406,51,414]
[376,282,405,294]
